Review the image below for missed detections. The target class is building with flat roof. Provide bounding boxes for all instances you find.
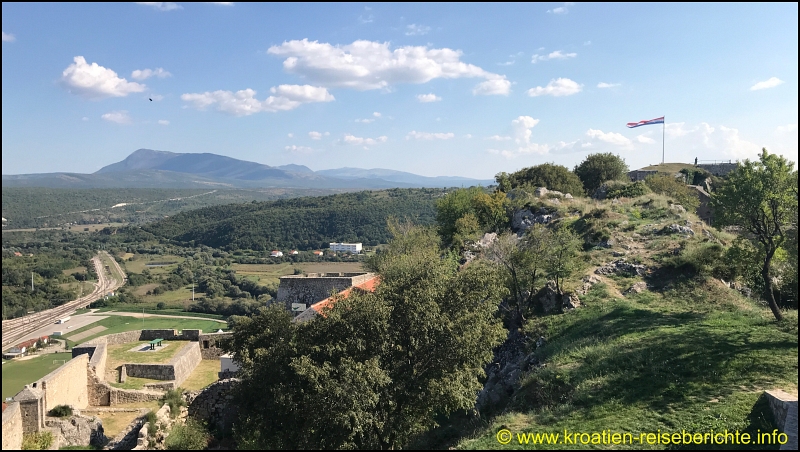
[329,242,362,254]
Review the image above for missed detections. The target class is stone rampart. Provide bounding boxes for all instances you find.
[185,378,239,434]
[1,401,23,450]
[123,342,201,387]
[697,162,738,176]
[277,272,375,310]
[40,354,89,411]
[199,332,232,359]
[627,170,659,182]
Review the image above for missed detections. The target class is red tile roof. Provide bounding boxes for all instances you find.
[310,275,380,315]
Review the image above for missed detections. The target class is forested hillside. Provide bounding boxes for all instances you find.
[142,188,445,251]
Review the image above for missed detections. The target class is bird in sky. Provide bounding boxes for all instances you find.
[149,98,153,101]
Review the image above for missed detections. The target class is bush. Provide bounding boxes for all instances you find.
[644,174,700,211]
[156,302,166,310]
[165,419,210,450]
[506,163,585,196]
[574,153,629,193]
[663,242,725,276]
[606,181,651,199]
[48,404,73,418]
[22,431,53,450]
[162,388,186,418]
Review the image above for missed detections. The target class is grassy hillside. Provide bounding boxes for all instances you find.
[142,188,443,251]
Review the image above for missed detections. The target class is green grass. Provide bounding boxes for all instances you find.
[231,261,365,286]
[2,355,70,400]
[181,359,221,391]
[108,375,161,390]
[639,162,699,173]
[94,307,225,320]
[62,315,226,345]
[454,283,797,450]
[123,255,184,275]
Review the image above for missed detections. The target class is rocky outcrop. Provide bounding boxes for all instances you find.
[624,281,648,295]
[512,208,555,233]
[185,379,239,435]
[595,259,648,277]
[664,223,694,235]
[46,414,107,449]
[476,330,540,414]
[534,281,582,315]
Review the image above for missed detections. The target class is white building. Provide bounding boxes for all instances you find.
[270,250,284,257]
[220,354,240,374]
[329,242,362,254]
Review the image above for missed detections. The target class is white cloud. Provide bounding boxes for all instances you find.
[464,134,473,139]
[531,50,577,63]
[158,119,170,125]
[136,2,182,11]
[776,123,797,133]
[267,39,510,95]
[340,134,388,146]
[355,118,375,123]
[81,117,89,121]
[586,128,632,148]
[61,56,146,99]
[309,131,323,140]
[206,2,234,5]
[473,78,511,95]
[101,111,132,124]
[406,131,455,140]
[527,78,582,97]
[373,112,381,117]
[405,24,431,36]
[285,145,315,154]
[750,77,784,91]
[287,133,293,138]
[358,14,374,24]
[131,67,172,80]
[150,94,164,101]
[498,61,515,66]
[488,116,550,158]
[181,85,333,116]
[548,6,568,14]
[597,82,620,88]
[584,40,591,46]
[636,134,655,144]
[487,135,511,141]
[417,93,442,102]
[2,31,15,42]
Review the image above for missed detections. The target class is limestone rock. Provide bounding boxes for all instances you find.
[665,223,694,235]
[580,274,603,294]
[564,193,573,199]
[670,204,686,214]
[512,208,553,233]
[534,187,548,197]
[548,190,564,198]
[535,281,582,315]
[595,259,648,277]
[624,281,648,295]
[46,415,107,449]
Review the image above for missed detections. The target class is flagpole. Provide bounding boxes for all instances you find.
[662,116,665,164]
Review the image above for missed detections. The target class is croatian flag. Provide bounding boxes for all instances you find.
[626,117,664,128]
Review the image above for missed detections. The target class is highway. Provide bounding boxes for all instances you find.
[1,251,127,351]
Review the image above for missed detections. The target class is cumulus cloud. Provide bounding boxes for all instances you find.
[597,82,620,88]
[636,134,655,144]
[355,118,375,123]
[61,56,146,99]
[373,112,381,117]
[158,119,170,125]
[776,123,797,133]
[750,77,784,91]
[488,116,550,158]
[487,135,511,141]
[2,31,15,42]
[287,133,293,138]
[406,131,455,140]
[473,78,511,95]
[181,85,333,116]
[531,50,577,63]
[527,78,582,97]
[136,2,182,11]
[101,111,132,124]
[586,129,632,148]
[309,131,323,140]
[285,145,315,154]
[339,134,388,146]
[405,24,431,36]
[131,67,172,80]
[417,93,441,102]
[547,3,573,14]
[267,39,510,95]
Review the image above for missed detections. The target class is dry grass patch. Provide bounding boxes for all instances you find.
[182,359,221,391]
[93,410,143,438]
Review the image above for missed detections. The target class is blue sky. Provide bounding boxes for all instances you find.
[2,2,797,178]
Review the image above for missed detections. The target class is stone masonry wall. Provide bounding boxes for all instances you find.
[1,401,23,450]
[696,163,738,176]
[277,273,374,310]
[40,354,89,411]
[199,332,232,360]
[123,342,201,387]
[185,379,239,434]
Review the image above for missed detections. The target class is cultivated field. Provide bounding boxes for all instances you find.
[2,354,71,400]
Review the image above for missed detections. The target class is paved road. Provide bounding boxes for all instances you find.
[6,314,109,348]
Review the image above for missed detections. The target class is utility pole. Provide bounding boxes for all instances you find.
[31,272,34,292]
[192,283,195,302]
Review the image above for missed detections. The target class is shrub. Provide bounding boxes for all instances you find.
[48,404,73,418]
[165,419,210,450]
[22,431,53,450]
[606,181,651,199]
[574,153,629,193]
[162,388,186,418]
[156,302,166,310]
[507,163,585,196]
[663,242,725,276]
[644,174,700,211]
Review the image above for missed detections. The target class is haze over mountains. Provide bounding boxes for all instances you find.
[2,149,493,189]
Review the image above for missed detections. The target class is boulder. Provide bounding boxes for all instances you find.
[512,208,553,233]
[580,274,603,294]
[595,259,648,277]
[665,223,694,235]
[535,281,582,315]
[46,414,107,449]
[670,204,686,214]
[564,193,574,199]
[534,187,548,197]
[548,190,564,198]
[624,281,648,295]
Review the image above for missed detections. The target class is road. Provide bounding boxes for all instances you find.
[1,251,126,351]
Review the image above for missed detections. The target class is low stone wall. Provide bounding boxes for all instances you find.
[1,401,23,450]
[124,363,177,382]
[277,273,375,310]
[697,162,737,176]
[186,378,239,434]
[40,354,89,411]
[764,390,798,450]
[123,342,201,387]
[199,332,232,360]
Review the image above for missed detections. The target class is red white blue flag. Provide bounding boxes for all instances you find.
[626,116,664,128]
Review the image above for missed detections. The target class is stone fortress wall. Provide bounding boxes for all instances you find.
[277,272,375,311]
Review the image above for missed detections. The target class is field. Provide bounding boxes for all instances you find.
[232,261,365,287]
[63,315,227,345]
[2,354,71,400]
[123,254,184,275]
[181,359,221,391]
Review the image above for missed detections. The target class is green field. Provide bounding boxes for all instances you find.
[123,255,184,275]
[2,355,71,400]
[63,315,227,345]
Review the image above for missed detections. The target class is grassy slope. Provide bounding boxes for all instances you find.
[447,194,798,450]
[63,315,226,345]
[2,355,69,399]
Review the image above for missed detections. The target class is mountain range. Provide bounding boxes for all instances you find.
[2,149,493,189]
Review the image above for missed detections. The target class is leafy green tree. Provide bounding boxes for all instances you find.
[436,187,486,245]
[227,224,506,449]
[574,153,629,194]
[545,225,582,294]
[712,149,798,320]
[506,163,585,196]
[471,191,510,233]
[645,173,700,211]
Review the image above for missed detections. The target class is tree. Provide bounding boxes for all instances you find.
[545,225,582,294]
[574,153,629,194]
[506,163,585,196]
[645,173,701,211]
[226,224,507,449]
[712,149,798,320]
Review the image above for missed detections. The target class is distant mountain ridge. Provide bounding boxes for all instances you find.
[4,149,494,189]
